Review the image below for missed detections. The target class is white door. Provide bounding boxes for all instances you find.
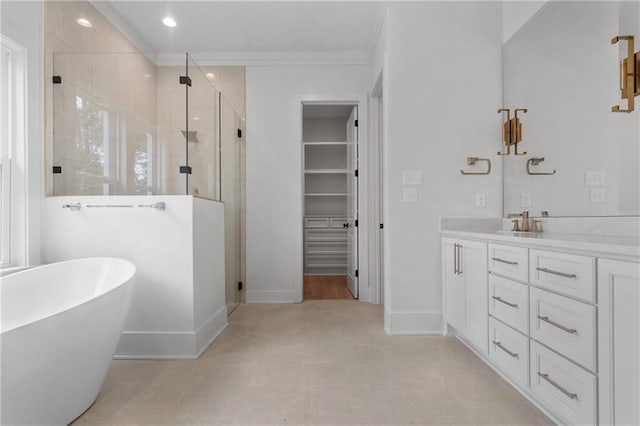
[346,106,358,298]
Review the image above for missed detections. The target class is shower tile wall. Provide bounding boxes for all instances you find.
[45,1,157,196]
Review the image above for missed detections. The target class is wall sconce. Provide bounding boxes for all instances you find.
[497,108,528,156]
[611,35,639,113]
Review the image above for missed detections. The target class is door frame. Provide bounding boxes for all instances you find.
[297,94,374,303]
[367,73,384,305]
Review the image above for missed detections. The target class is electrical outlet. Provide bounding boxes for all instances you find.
[403,188,418,203]
[521,193,531,208]
[585,171,606,186]
[590,188,605,203]
[475,193,486,208]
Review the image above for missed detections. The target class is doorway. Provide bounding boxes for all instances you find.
[301,103,359,300]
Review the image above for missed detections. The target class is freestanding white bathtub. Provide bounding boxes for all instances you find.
[1,258,136,425]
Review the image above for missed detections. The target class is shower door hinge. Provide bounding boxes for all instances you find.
[179,166,192,174]
[238,281,243,291]
[355,219,358,227]
[379,223,384,229]
[237,128,242,138]
[52,166,62,174]
[179,76,192,86]
[354,169,358,177]
[355,269,359,278]
[52,76,62,84]
[354,119,358,127]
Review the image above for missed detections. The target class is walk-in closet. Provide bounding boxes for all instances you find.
[302,104,358,299]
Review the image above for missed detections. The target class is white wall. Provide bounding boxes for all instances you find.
[245,64,369,303]
[42,195,227,358]
[0,1,44,266]
[379,2,503,333]
[502,1,547,43]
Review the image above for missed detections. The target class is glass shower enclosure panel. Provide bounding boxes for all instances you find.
[186,55,219,200]
[51,53,159,195]
[220,94,245,307]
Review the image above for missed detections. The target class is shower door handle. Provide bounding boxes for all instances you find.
[343,223,349,228]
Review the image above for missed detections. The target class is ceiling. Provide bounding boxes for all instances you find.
[98,1,385,62]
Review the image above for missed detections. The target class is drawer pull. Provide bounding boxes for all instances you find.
[535,267,577,279]
[492,296,518,308]
[492,257,518,265]
[537,372,578,400]
[537,315,578,335]
[492,340,519,358]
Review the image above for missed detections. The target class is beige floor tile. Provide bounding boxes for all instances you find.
[74,302,552,426]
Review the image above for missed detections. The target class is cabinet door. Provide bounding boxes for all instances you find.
[443,238,465,332]
[598,259,640,426]
[462,241,488,354]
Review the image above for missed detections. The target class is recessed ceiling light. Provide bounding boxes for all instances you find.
[162,17,177,28]
[193,117,200,121]
[206,73,215,79]
[76,18,92,28]
[143,73,151,78]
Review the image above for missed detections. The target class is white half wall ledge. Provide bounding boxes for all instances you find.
[115,306,228,360]
[384,309,443,335]
[246,290,296,304]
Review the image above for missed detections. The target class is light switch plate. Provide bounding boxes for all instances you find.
[475,193,486,208]
[403,188,418,203]
[402,171,423,186]
[590,187,605,203]
[521,193,531,208]
[585,171,606,186]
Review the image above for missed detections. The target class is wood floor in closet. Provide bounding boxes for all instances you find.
[304,275,354,300]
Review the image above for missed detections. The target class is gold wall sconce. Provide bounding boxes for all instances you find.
[497,108,528,156]
[460,157,491,175]
[526,157,556,175]
[611,35,639,113]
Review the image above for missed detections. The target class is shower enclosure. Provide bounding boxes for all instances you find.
[49,52,245,307]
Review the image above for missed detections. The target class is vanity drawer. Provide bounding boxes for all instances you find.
[488,317,529,389]
[530,287,596,372]
[530,249,595,303]
[489,275,528,334]
[488,244,529,283]
[530,341,596,426]
[304,218,329,228]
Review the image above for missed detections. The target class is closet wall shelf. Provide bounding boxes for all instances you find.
[303,141,348,145]
[304,193,348,197]
[304,169,349,174]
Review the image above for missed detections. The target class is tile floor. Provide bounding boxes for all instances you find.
[74,302,553,425]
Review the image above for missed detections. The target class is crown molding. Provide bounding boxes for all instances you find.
[367,1,388,63]
[155,51,370,67]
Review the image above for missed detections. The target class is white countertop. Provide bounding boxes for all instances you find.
[441,228,640,259]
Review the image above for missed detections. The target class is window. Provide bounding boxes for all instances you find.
[1,34,27,268]
[0,44,11,266]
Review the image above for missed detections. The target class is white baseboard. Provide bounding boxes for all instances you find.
[115,306,228,359]
[384,309,443,335]
[246,290,294,303]
[194,306,228,357]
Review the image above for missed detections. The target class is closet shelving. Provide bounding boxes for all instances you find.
[302,121,350,275]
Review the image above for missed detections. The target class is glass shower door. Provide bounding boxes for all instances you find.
[220,94,245,310]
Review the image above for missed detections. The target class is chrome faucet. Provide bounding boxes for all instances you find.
[507,211,542,233]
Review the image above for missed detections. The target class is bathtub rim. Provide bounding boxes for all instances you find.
[1,257,136,334]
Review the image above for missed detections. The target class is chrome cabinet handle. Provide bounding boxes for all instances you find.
[537,373,578,400]
[492,340,519,358]
[492,296,518,308]
[536,267,577,279]
[453,244,458,275]
[537,315,578,335]
[491,257,518,265]
[458,244,463,275]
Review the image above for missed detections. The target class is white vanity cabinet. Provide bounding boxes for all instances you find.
[443,238,488,355]
[442,230,640,426]
[598,259,640,426]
